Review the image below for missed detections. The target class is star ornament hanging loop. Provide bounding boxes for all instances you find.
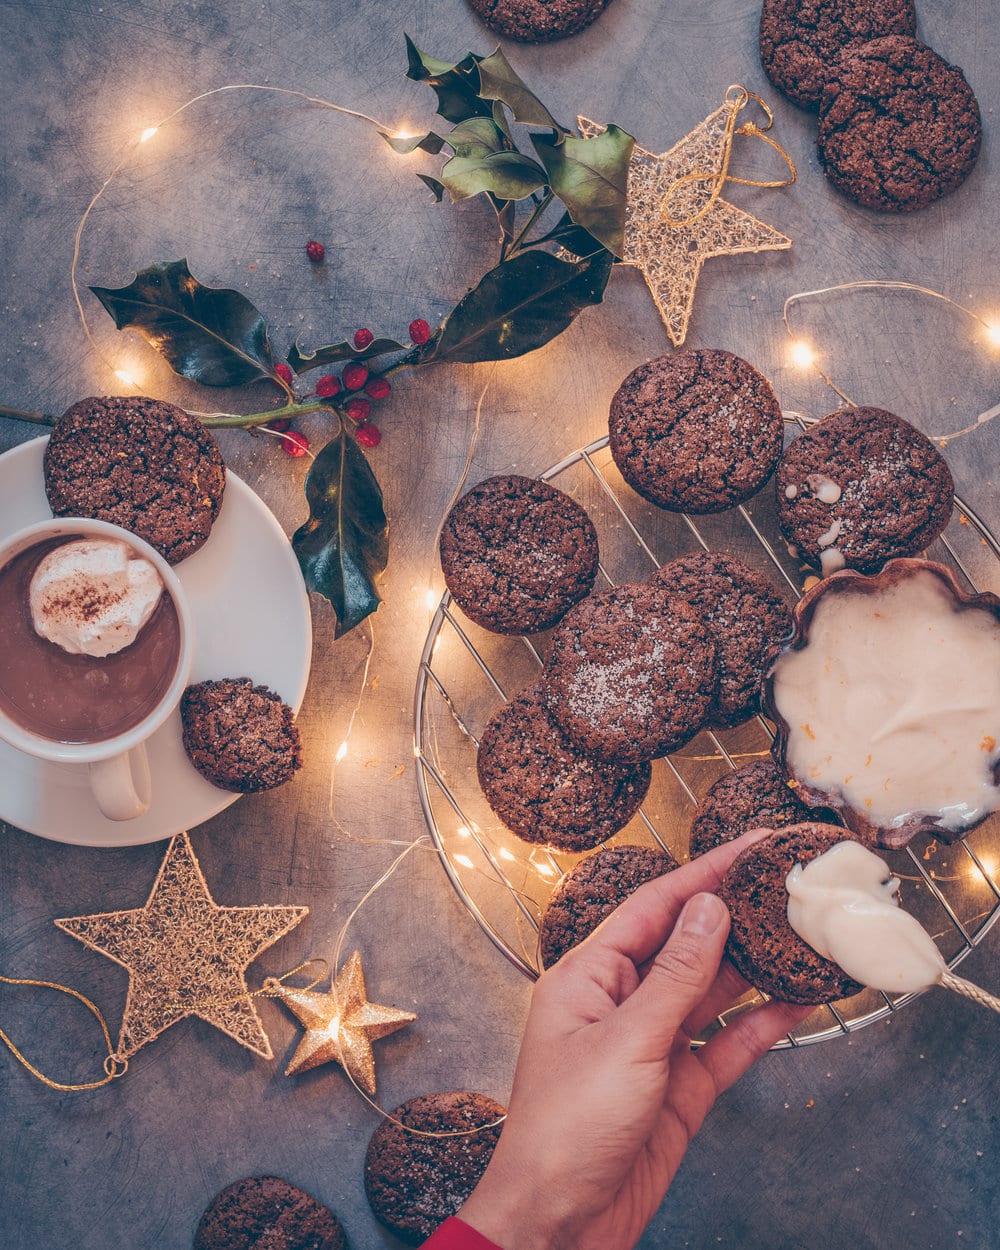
[579,85,796,347]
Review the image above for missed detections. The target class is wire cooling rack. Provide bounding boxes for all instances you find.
[413,420,1000,1047]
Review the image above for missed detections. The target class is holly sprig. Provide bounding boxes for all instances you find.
[1,40,634,639]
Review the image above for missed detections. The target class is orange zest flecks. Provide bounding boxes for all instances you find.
[981,735,996,753]
[800,723,816,740]
[864,754,873,768]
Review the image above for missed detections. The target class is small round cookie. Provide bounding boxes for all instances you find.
[181,678,302,792]
[539,845,678,968]
[817,36,982,212]
[439,474,599,635]
[689,759,825,857]
[193,1175,346,1250]
[776,407,954,574]
[609,350,784,514]
[364,1091,506,1245]
[718,823,864,1005]
[652,552,793,726]
[759,0,916,111]
[543,581,718,763]
[43,395,225,564]
[477,684,652,852]
[465,0,613,43]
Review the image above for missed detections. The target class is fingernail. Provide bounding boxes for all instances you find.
[681,892,728,937]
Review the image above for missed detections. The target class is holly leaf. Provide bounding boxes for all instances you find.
[287,336,407,375]
[90,259,277,387]
[531,126,634,258]
[404,36,491,124]
[446,117,508,158]
[475,48,564,132]
[417,247,613,365]
[417,174,447,201]
[292,425,389,638]
[379,129,446,155]
[439,150,548,202]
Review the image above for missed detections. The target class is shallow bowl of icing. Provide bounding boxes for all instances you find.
[763,558,1000,850]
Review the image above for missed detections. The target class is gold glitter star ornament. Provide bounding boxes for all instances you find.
[266,950,417,1094]
[579,87,794,346]
[55,832,308,1060]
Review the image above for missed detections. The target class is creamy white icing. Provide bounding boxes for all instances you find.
[819,547,846,576]
[786,841,945,993]
[784,484,798,500]
[771,568,1000,831]
[29,538,164,657]
[816,517,843,548]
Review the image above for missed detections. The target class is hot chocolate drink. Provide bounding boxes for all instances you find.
[0,534,181,744]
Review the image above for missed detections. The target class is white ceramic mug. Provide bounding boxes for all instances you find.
[0,517,194,820]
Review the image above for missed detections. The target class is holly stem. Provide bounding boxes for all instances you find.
[506,191,554,257]
[188,399,338,429]
[0,404,54,426]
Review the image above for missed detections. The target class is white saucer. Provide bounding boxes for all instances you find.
[0,437,312,847]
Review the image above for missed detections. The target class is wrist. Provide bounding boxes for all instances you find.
[457,1149,577,1250]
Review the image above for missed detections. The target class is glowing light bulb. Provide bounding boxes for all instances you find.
[788,340,816,369]
[497,847,516,862]
[535,861,557,879]
[139,127,159,143]
[114,368,139,387]
[454,853,475,870]
[457,825,471,839]
[334,741,348,763]
[986,323,1000,346]
[425,588,438,611]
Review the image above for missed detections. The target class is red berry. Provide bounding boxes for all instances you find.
[365,377,391,400]
[274,363,294,386]
[315,374,341,398]
[353,328,374,350]
[343,362,369,390]
[266,417,291,433]
[282,430,310,457]
[345,397,371,423]
[409,318,431,345]
[306,240,325,262]
[355,423,381,449]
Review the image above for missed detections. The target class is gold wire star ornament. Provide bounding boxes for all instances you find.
[579,86,796,346]
[265,950,417,1094]
[55,832,308,1061]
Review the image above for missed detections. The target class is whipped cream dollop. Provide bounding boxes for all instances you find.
[771,568,1000,832]
[29,538,164,657]
[786,841,945,994]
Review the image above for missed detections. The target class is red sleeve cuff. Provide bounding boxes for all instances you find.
[420,1215,504,1250]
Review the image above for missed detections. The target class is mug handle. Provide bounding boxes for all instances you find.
[88,745,152,821]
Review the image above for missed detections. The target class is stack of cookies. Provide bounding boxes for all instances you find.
[759,0,981,211]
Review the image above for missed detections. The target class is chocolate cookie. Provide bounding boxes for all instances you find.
[364,1091,506,1245]
[43,396,225,564]
[465,0,613,42]
[652,552,793,726]
[439,474,599,635]
[538,845,678,968]
[817,36,982,212]
[477,684,652,852]
[609,350,784,514]
[776,407,954,574]
[543,581,718,763]
[689,759,823,857]
[181,678,302,792]
[759,0,916,111]
[193,1175,346,1250]
[718,823,864,1005]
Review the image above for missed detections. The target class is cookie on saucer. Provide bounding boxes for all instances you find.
[477,684,652,852]
[181,678,302,792]
[364,1091,506,1245]
[759,0,917,111]
[193,1175,346,1250]
[43,395,225,564]
[609,350,784,514]
[816,36,982,212]
[440,474,599,635]
[539,845,677,968]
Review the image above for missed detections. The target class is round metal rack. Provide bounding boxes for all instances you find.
[413,421,1000,1047]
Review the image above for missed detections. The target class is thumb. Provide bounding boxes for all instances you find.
[617,892,730,1056]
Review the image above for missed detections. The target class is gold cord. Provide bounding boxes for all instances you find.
[940,971,1000,1015]
[0,973,127,1091]
[661,85,796,230]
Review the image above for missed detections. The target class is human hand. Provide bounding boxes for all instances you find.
[458,830,811,1250]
